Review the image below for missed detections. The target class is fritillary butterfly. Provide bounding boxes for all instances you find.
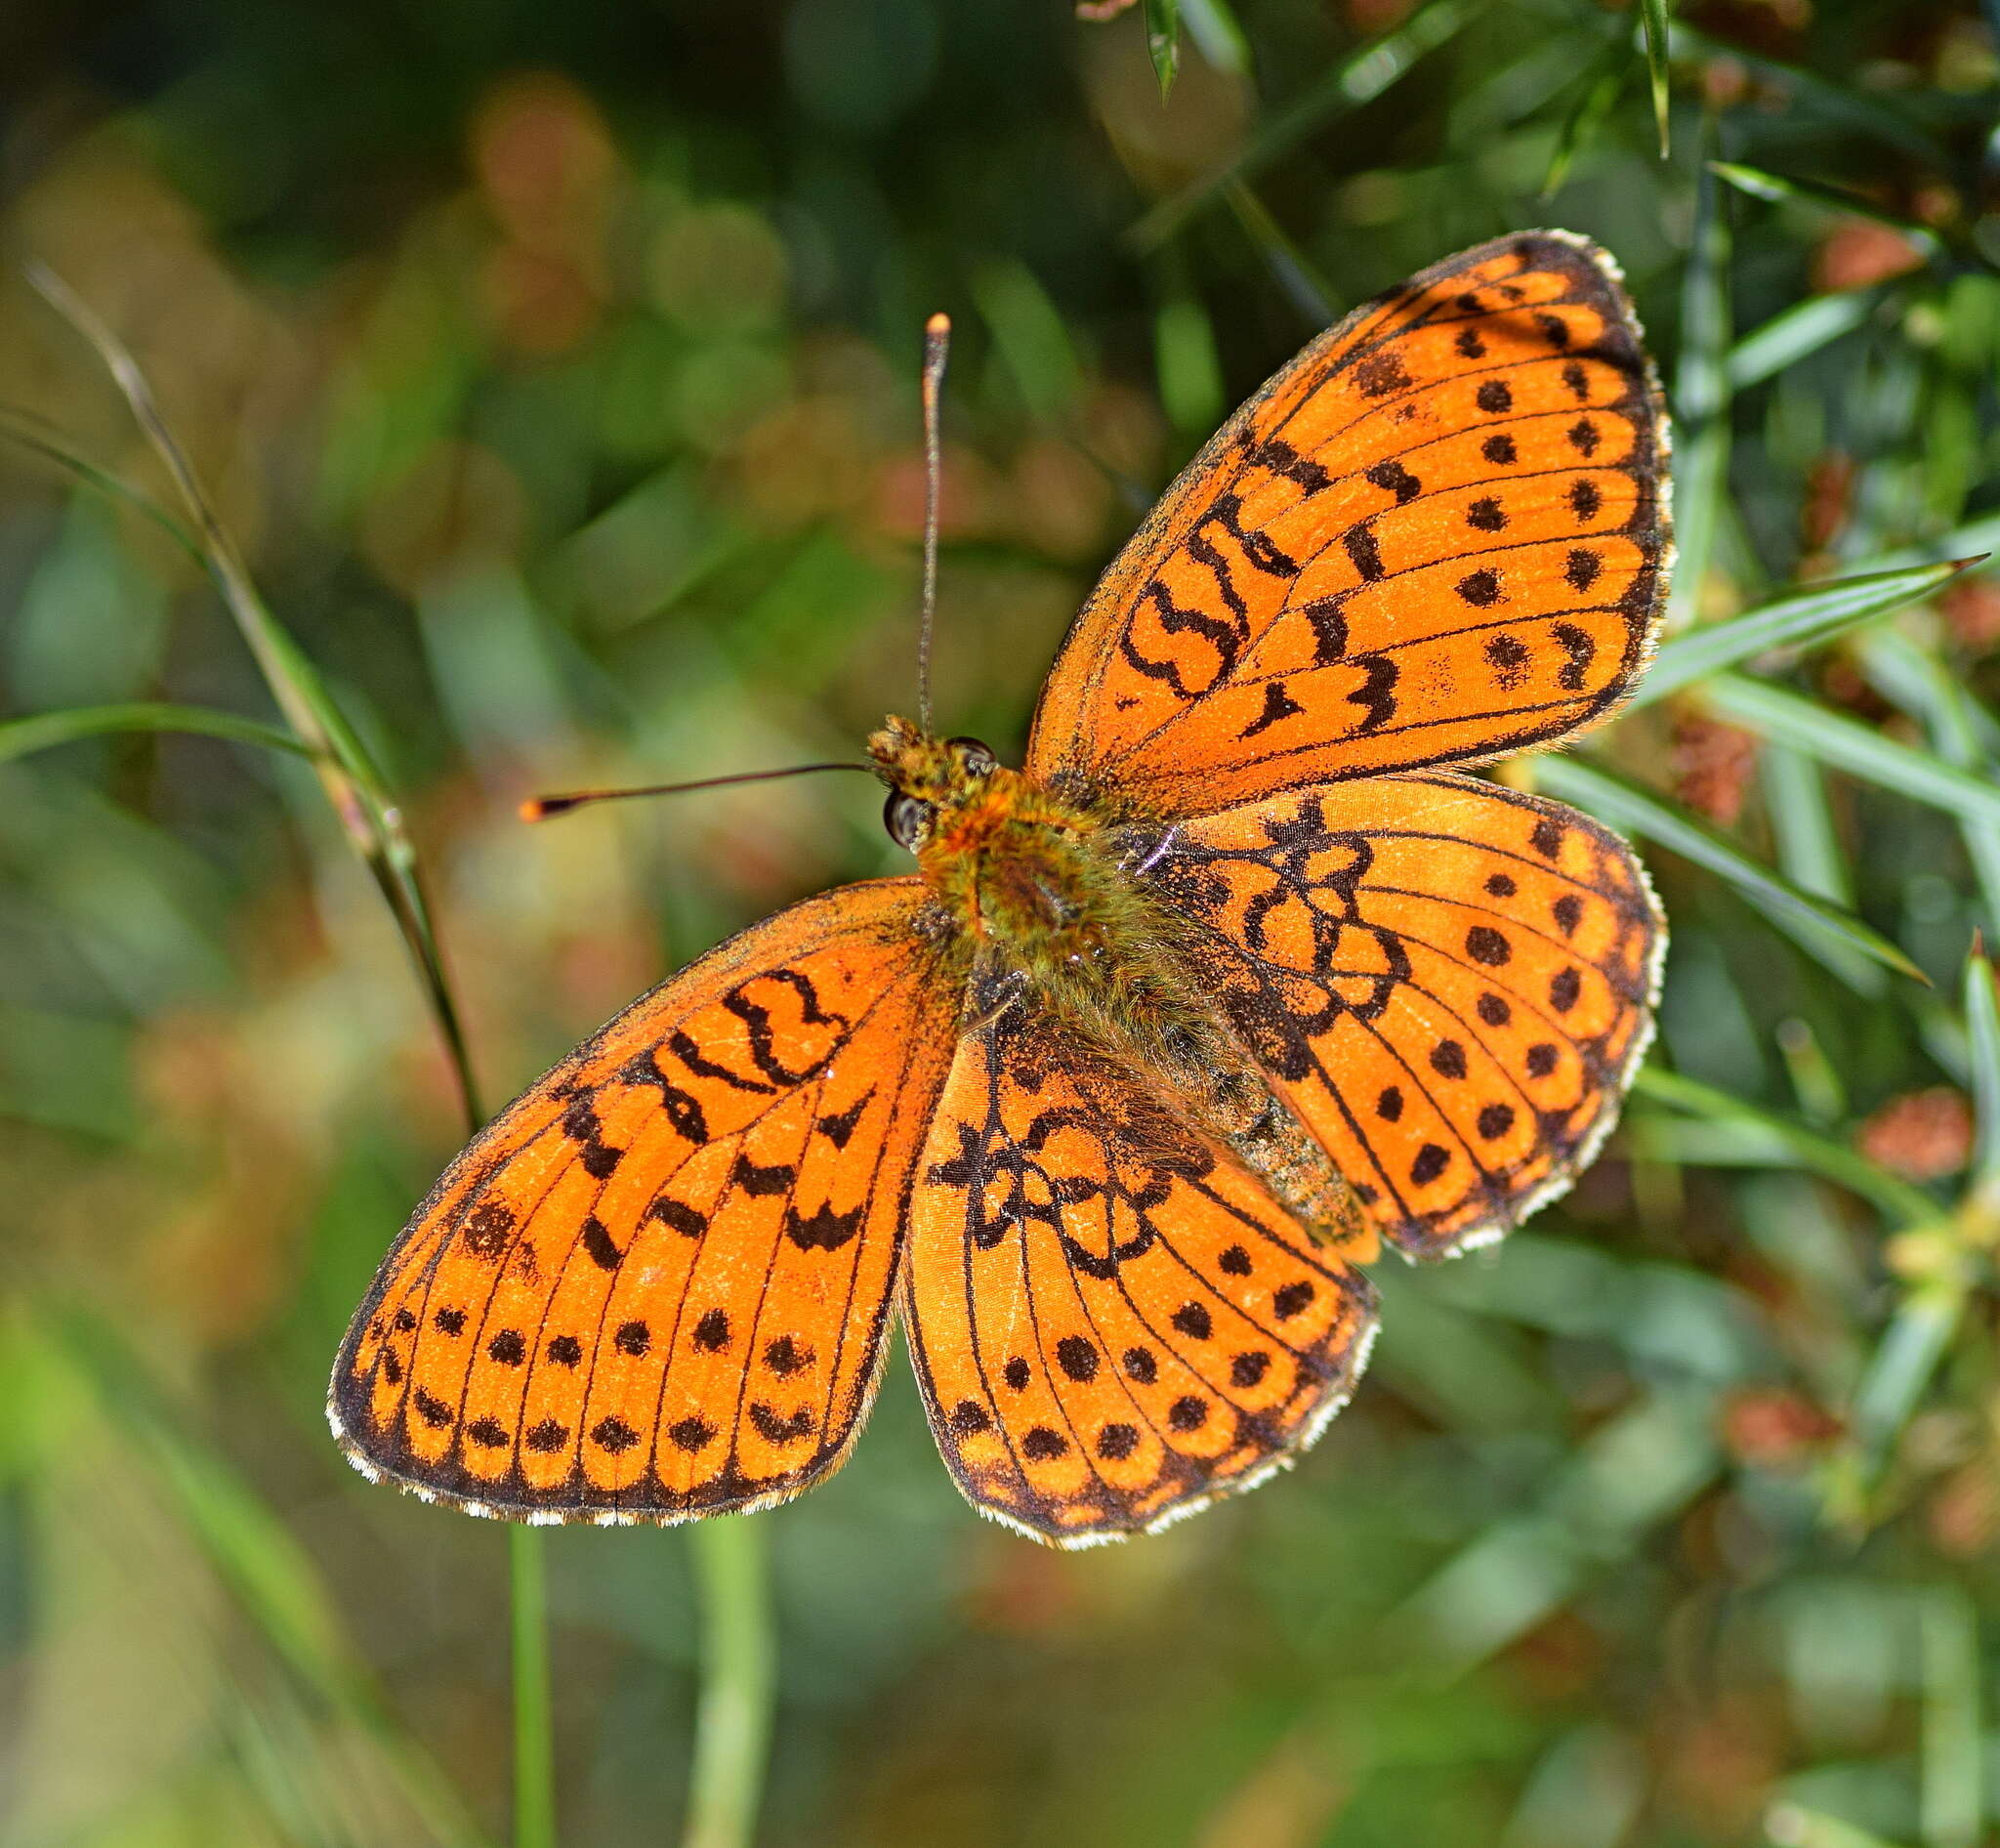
[332,231,1669,1546]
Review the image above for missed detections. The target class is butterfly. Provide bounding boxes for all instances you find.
[331,231,1669,1546]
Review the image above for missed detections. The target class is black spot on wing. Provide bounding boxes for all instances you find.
[815,1092,871,1149]
[1551,622,1596,691]
[1251,436,1332,494]
[461,1198,514,1261]
[582,1215,623,1271]
[732,1155,796,1197]
[1356,352,1413,397]
[783,1200,866,1251]
[1484,634,1529,688]
[1240,681,1306,740]
[1344,656,1398,734]
[1306,597,1349,666]
[1366,460,1423,504]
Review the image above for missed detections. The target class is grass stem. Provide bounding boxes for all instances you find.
[25,263,549,1840]
[512,1527,558,1848]
[684,1519,776,1848]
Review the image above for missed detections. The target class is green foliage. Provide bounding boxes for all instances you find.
[4,2,2000,1846]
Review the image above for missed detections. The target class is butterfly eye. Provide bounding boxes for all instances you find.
[947,736,997,777]
[883,790,935,850]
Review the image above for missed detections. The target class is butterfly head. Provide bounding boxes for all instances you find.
[867,716,1000,852]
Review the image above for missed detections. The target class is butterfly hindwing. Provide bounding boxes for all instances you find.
[330,879,960,1522]
[1027,231,1669,814]
[903,977,1380,1546]
[1131,773,1663,1258]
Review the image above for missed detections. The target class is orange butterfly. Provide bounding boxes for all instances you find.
[331,231,1669,1546]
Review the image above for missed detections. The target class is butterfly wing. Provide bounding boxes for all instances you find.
[330,879,961,1523]
[1027,231,1669,814]
[903,973,1379,1546]
[1130,773,1663,1259]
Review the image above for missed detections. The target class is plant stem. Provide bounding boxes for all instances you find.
[684,1519,775,1848]
[511,1527,558,1848]
[25,265,548,1842]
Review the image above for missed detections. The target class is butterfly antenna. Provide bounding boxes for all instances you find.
[520,762,874,821]
[916,311,950,736]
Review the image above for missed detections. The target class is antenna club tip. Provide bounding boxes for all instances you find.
[519,795,568,822]
[925,312,951,337]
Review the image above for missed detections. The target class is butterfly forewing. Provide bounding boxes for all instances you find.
[1027,231,1669,813]
[903,981,1379,1546]
[330,879,960,1521]
[1134,773,1664,1257]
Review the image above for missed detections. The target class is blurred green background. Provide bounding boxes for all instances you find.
[6,1,2000,1844]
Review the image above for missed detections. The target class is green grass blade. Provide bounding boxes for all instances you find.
[1539,756,1925,983]
[1144,0,1181,100]
[1701,674,2000,834]
[49,1305,489,1846]
[684,1519,776,1848]
[1858,629,2000,930]
[1863,516,2000,573]
[1963,946,2000,1219]
[1179,0,1249,75]
[1852,1282,1963,1471]
[1154,295,1226,437]
[1668,129,1729,636]
[1860,629,2000,759]
[24,266,368,787]
[511,1528,556,1848]
[1761,744,1853,911]
[1630,1068,1938,1226]
[1710,162,1944,252]
[25,260,485,1130]
[0,402,209,567]
[972,261,1084,422]
[1541,42,1626,198]
[1636,560,1974,707]
[1758,742,1883,996]
[1389,1389,1719,1673]
[1637,0,1671,156]
[0,701,309,766]
[1128,0,1479,248]
[21,262,533,1838]
[1920,1585,1984,1848]
[1223,181,1337,325]
[1762,1806,1919,1848]
[1675,25,1945,159]
[1727,286,1885,391]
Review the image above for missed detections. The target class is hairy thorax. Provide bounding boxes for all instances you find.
[870,718,1365,1246]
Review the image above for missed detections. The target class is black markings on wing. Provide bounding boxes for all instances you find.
[1239,681,1306,739]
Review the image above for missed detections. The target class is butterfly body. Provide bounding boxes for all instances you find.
[334,231,1669,1544]
[873,717,1371,1249]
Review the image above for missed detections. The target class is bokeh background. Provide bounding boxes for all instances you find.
[5,1,2000,1844]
